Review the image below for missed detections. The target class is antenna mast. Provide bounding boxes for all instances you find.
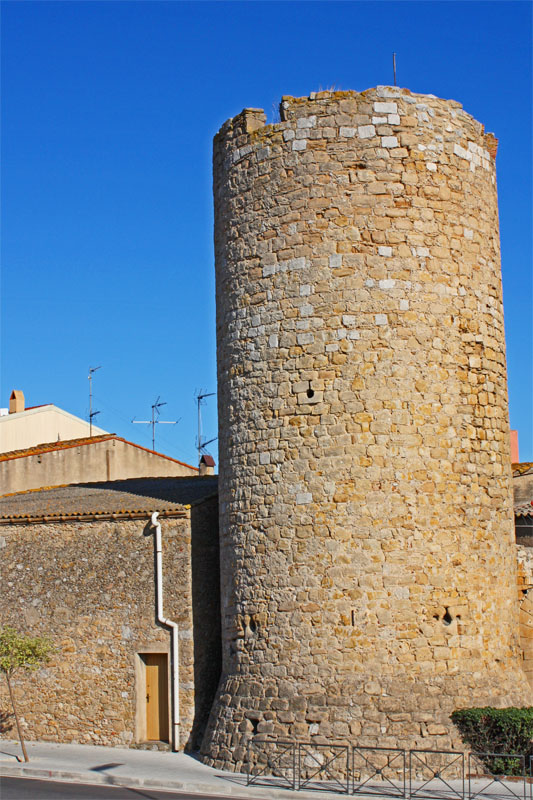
[132,396,180,451]
[88,366,101,437]
[196,390,217,465]
[393,52,397,86]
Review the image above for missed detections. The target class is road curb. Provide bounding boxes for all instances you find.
[0,763,341,799]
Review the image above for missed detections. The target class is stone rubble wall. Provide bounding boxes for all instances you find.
[202,86,531,771]
[0,515,197,748]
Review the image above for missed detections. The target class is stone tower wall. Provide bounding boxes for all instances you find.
[203,87,531,770]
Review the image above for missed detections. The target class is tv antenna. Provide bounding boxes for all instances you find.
[88,366,101,436]
[132,397,180,452]
[393,52,397,86]
[195,390,217,465]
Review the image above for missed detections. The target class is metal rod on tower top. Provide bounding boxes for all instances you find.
[88,366,101,437]
[393,52,397,87]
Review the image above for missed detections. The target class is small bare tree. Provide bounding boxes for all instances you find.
[0,626,53,762]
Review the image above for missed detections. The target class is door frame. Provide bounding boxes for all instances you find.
[134,646,171,743]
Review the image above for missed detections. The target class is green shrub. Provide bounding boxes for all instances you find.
[451,707,533,776]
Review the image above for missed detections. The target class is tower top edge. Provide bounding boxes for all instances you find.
[214,86,496,146]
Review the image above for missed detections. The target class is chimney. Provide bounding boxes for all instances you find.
[199,454,215,476]
[511,430,519,463]
[9,390,25,414]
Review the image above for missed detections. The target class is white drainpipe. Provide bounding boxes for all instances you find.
[151,511,180,751]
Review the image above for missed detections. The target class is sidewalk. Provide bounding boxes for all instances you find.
[0,739,334,798]
[0,739,523,799]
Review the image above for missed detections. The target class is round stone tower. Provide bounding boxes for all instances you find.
[203,87,531,770]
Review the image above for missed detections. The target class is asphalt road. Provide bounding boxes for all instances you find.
[0,777,246,800]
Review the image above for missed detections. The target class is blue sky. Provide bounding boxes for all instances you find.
[1,0,531,465]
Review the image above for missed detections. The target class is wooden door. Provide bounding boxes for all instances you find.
[145,653,169,742]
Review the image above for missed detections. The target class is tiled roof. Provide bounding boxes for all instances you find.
[0,434,197,471]
[516,501,533,518]
[0,434,114,461]
[513,463,533,477]
[0,476,217,523]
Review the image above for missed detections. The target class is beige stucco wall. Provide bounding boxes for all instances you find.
[0,437,197,494]
[0,406,107,454]
[0,498,220,750]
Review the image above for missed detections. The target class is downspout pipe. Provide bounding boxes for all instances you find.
[151,511,180,751]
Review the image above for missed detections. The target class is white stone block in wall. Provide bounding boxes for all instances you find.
[379,279,395,289]
[388,114,401,125]
[296,492,313,505]
[342,314,356,327]
[297,332,314,345]
[453,143,472,161]
[268,334,279,348]
[399,299,409,310]
[292,139,307,151]
[292,381,308,393]
[257,147,270,162]
[358,125,376,139]
[340,126,356,137]
[426,162,437,172]
[329,254,342,268]
[372,116,387,124]
[300,285,312,296]
[348,330,360,339]
[464,228,474,240]
[378,246,392,257]
[381,136,398,148]
[375,314,388,325]
[297,115,316,129]
[300,303,314,316]
[287,257,307,271]
[259,452,271,465]
[376,85,402,97]
[277,256,307,273]
[283,129,295,141]
[374,101,397,114]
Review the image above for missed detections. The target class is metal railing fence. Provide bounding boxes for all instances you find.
[245,738,533,798]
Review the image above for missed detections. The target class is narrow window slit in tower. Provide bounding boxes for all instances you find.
[443,607,453,626]
[351,610,356,626]
[307,381,314,399]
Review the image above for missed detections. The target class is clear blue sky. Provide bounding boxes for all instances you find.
[1,1,531,466]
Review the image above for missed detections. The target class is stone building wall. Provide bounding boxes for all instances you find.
[202,86,531,771]
[0,502,220,750]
